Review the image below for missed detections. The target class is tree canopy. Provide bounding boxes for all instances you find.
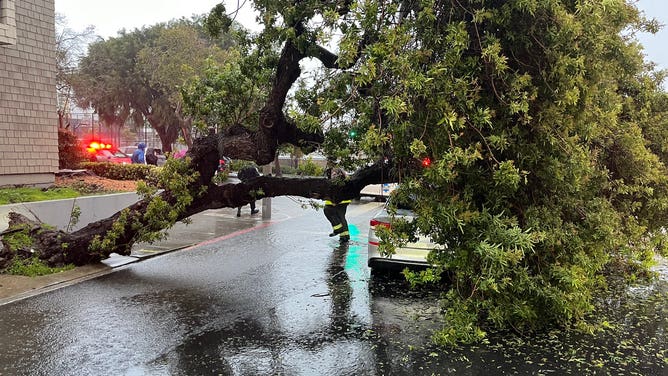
[3,0,668,346]
[73,18,233,151]
[188,0,668,344]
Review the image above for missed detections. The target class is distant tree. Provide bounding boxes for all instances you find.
[55,13,96,129]
[73,19,231,152]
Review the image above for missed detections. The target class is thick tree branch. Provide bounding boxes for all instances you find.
[0,153,396,269]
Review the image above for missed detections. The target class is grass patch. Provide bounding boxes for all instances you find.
[3,226,33,251]
[0,187,81,205]
[7,256,75,277]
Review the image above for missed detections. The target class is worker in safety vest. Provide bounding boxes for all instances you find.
[324,167,351,242]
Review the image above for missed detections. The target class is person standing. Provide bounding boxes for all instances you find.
[324,167,351,242]
[131,142,146,164]
[237,165,261,217]
[145,148,158,165]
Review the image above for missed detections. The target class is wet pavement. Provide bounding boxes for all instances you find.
[0,197,666,375]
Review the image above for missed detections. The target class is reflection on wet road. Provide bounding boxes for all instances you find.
[0,197,665,375]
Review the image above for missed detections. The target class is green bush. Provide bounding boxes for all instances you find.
[58,128,87,169]
[80,162,155,181]
[297,157,324,177]
[144,167,163,187]
[229,159,256,172]
[212,170,229,185]
[273,165,299,175]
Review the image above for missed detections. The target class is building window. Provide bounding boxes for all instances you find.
[0,0,17,46]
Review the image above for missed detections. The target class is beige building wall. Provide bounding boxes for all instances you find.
[0,0,58,187]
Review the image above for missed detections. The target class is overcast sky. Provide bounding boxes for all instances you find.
[55,0,260,36]
[55,0,667,76]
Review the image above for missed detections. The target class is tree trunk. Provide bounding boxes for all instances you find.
[149,117,180,153]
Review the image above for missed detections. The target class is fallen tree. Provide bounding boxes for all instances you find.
[0,40,398,266]
[3,0,668,347]
[1,3,399,268]
[0,148,394,267]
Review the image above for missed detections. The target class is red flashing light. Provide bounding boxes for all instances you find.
[421,157,432,168]
[86,141,113,153]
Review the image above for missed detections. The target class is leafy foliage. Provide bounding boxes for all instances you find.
[73,19,233,151]
[7,256,74,277]
[88,157,203,254]
[182,54,266,132]
[228,159,256,172]
[0,223,75,276]
[297,157,325,177]
[340,0,668,344]
[58,128,87,169]
[59,0,668,346]
[80,162,156,181]
[198,0,668,344]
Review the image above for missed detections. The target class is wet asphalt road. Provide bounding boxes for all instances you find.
[0,198,443,376]
[1,197,666,375]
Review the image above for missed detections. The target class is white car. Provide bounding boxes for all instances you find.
[360,183,398,201]
[367,196,440,271]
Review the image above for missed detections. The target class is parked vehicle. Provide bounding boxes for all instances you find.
[360,183,398,201]
[367,194,442,271]
[90,149,132,164]
[217,156,232,173]
[84,141,132,164]
[118,145,137,155]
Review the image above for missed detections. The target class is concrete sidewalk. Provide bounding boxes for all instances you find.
[0,198,267,305]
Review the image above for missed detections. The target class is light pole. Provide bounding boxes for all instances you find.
[262,163,272,219]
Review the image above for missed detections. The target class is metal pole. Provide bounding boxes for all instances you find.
[262,163,272,219]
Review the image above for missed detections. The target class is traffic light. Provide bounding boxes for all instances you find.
[348,129,357,138]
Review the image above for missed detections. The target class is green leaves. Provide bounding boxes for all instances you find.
[330,0,668,345]
[182,54,265,131]
[177,0,668,346]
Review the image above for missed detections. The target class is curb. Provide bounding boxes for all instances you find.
[0,243,196,307]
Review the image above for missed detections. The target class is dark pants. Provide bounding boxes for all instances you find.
[324,203,349,238]
[237,200,257,217]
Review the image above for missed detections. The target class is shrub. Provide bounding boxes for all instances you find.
[297,157,324,177]
[80,162,155,181]
[58,128,87,169]
[212,170,229,185]
[274,165,299,175]
[229,159,255,172]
